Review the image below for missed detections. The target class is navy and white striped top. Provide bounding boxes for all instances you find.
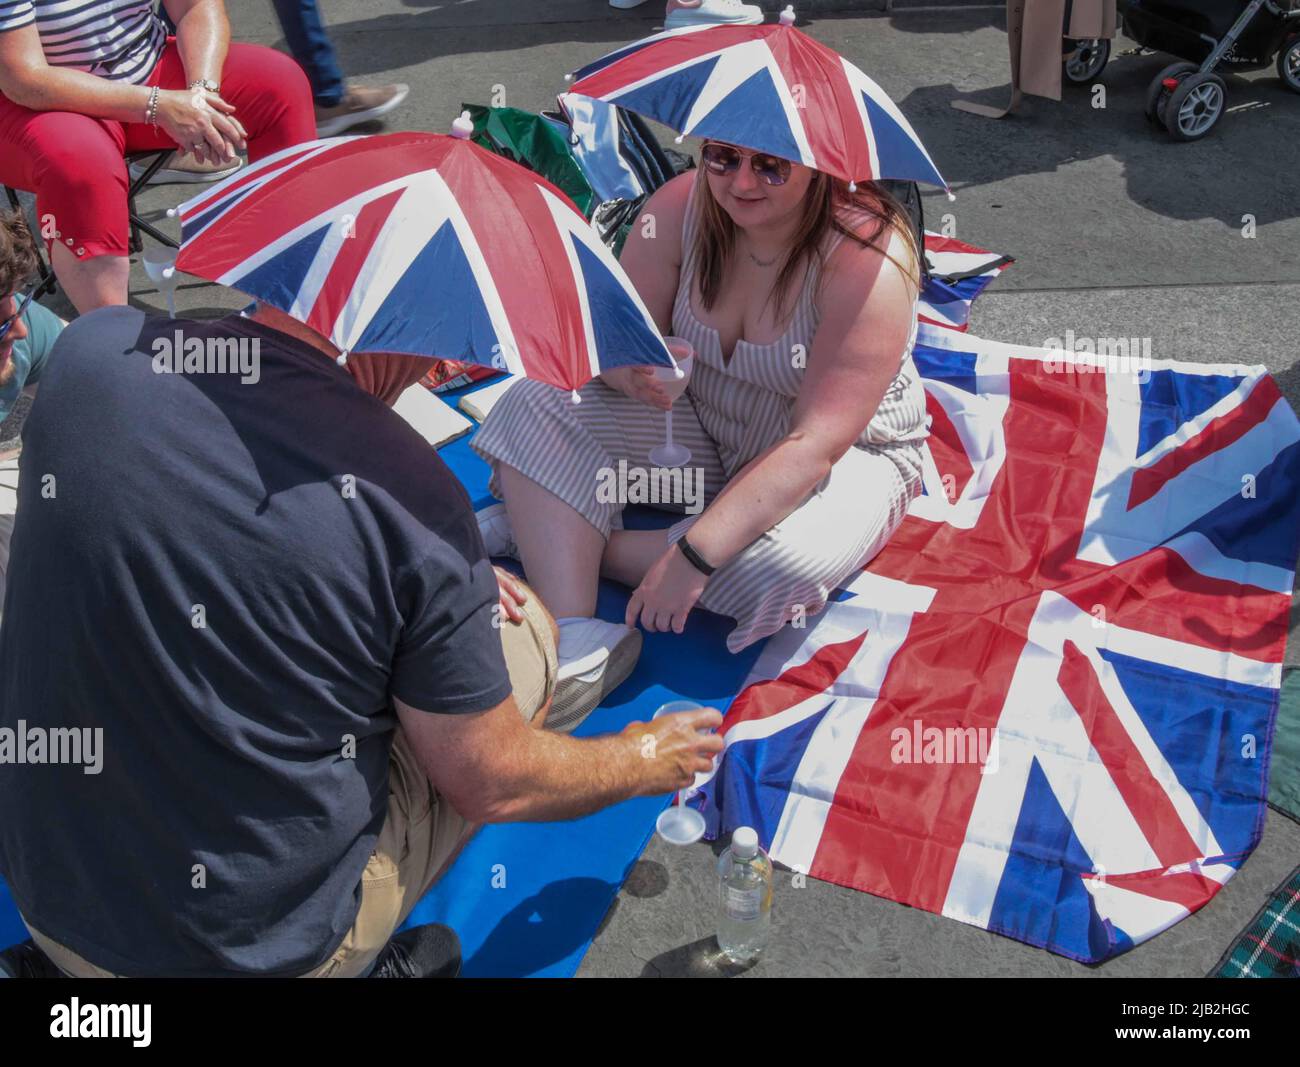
[0,0,166,84]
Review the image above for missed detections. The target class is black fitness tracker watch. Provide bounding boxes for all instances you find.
[676,535,716,577]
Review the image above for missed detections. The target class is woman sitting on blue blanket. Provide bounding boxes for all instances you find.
[472,141,930,728]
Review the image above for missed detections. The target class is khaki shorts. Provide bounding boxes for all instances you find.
[23,583,558,978]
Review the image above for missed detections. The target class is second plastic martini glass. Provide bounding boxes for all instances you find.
[141,245,179,319]
[647,337,695,469]
[652,699,712,845]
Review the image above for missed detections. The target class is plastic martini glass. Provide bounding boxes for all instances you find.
[141,245,179,318]
[652,699,710,845]
[647,337,695,469]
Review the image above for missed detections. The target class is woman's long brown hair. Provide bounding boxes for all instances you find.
[692,164,921,326]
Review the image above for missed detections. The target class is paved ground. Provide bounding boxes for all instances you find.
[581,810,1299,977]
[10,0,1299,976]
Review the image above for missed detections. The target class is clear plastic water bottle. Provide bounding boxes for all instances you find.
[716,826,773,963]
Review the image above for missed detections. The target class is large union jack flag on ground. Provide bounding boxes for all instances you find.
[696,321,1300,962]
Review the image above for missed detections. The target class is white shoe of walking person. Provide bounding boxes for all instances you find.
[664,0,764,30]
[315,84,411,138]
[550,618,643,733]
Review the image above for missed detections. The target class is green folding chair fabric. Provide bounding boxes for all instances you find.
[1271,669,1300,822]
[461,103,595,217]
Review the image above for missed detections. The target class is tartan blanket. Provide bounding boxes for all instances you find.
[1211,865,1300,978]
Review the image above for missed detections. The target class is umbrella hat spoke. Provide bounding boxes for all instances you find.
[444,146,598,374]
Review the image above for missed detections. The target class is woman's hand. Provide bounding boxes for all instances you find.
[599,365,674,411]
[493,566,529,626]
[155,88,247,165]
[625,543,708,634]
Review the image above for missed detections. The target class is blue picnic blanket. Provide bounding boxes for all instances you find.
[406,410,762,975]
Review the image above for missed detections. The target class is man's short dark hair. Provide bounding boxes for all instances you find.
[0,208,39,298]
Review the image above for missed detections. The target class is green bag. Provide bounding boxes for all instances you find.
[460,103,688,257]
[460,103,595,217]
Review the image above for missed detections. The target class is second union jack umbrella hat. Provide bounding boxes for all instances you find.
[169,116,678,400]
[565,5,951,196]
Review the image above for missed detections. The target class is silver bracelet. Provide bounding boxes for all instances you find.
[145,84,160,128]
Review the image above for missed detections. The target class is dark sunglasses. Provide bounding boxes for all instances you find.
[700,142,792,187]
[0,288,34,345]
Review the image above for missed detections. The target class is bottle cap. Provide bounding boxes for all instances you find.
[731,826,758,858]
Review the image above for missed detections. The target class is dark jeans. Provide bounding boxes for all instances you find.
[270,0,346,107]
[156,0,343,107]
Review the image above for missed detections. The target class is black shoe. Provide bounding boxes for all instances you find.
[367,924,461,978]
[0,939,64,978]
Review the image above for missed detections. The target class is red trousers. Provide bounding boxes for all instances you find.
[0,39,315,260]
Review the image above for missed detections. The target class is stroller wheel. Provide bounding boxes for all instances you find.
[1144,62,1197,126]
[1063,38,1110,85]
[1164,72,1227,141]
[1279,36,1300,94]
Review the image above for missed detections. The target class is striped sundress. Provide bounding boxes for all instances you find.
[472,180,929,652]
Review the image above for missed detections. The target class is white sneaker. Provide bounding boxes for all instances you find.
[475,503,519,559]
[550,618,643,732]
[664,0,763,30]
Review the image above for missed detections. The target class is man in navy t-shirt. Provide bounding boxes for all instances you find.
[0,302,723,977]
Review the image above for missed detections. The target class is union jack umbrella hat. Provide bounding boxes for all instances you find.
[566,6,949,195]
[170,118,676,397]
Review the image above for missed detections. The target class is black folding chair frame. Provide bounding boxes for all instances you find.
[3,147,180,300]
